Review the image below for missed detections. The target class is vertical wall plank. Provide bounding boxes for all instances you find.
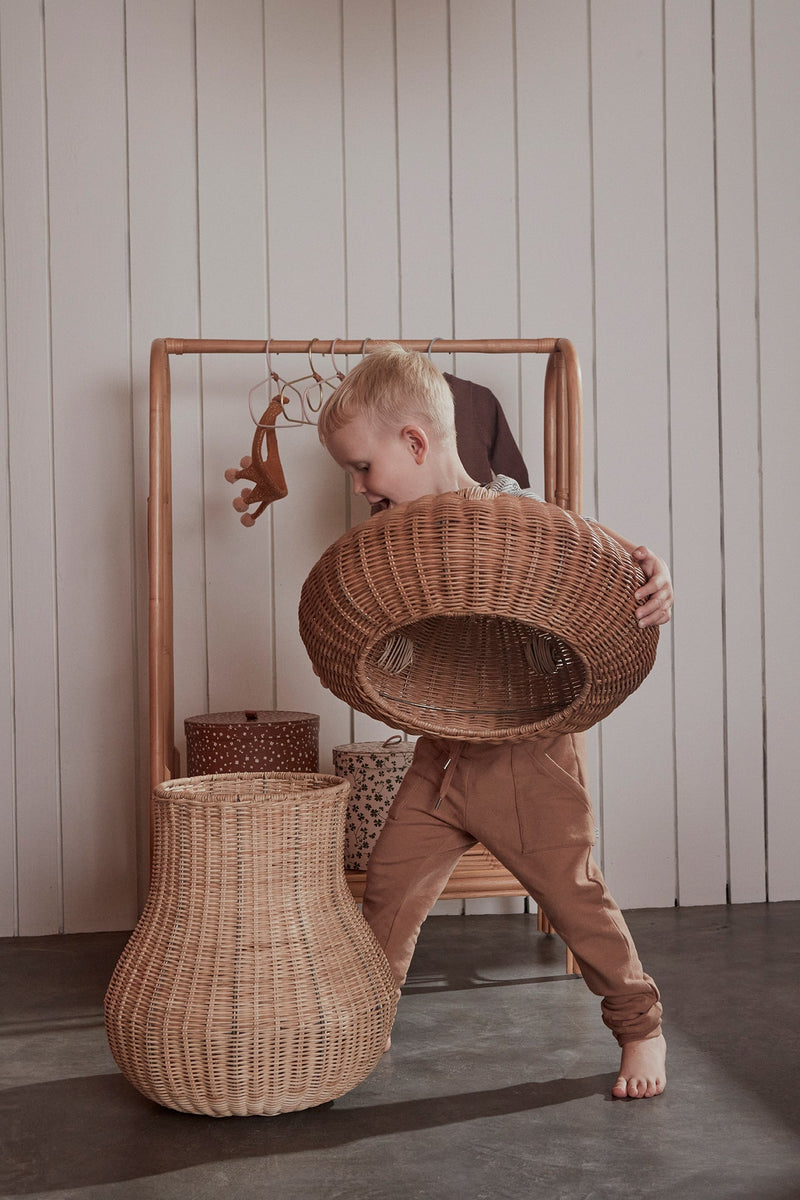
[396,0,453,337]
[264,0,351,768]
[342,0,408,745]
[514,0,602,853]
[590,0,675,908]
[714,0,767,902]
[343,0,399,336]
[126,0,202,886]
[450,0,521,437]
[449,6,527,902]
[0,14,15,936]
[196,0,272,715]
[0,1,60,934]
[754,0,800,901]
[395,0,461,774]
[515,0,594,485]
[664,0,727,904]
[45,0,137,931]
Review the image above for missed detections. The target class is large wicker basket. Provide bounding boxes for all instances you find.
[104,772,397,1116]
[299,488,658,740]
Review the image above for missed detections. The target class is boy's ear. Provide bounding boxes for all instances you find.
[402,424,429,464]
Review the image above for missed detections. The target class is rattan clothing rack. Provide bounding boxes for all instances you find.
[148,337,583,969]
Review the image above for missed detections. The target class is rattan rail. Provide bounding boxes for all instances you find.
[148,336,583,970]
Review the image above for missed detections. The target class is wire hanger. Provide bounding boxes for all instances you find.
[298,338,345,419]
[329,337,348,382]
[223,340,299,527]
[244,339,322,430]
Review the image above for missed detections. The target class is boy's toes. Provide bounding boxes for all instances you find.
[613,1074,645,1098]
[612,1074,666,1099]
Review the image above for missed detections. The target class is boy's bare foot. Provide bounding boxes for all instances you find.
[612,1032,667,1099]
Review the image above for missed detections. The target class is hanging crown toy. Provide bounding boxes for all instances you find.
[224,395,289,526]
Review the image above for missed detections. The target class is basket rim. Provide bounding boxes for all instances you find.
[353,608,595,740]
[154,771,349,806]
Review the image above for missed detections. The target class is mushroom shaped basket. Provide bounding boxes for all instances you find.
[298,487,658,741]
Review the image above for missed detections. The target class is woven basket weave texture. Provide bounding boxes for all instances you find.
[104,772,397,1116]
[299,488,658,740]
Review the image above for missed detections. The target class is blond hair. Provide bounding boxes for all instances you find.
[317,343,456,446]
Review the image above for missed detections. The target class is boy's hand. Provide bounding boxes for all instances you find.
[632,546,673,627]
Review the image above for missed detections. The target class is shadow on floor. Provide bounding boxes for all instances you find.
[1,1068,608,1194]
[401,909,579,994]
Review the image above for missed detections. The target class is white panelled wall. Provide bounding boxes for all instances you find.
[0,0,796,935]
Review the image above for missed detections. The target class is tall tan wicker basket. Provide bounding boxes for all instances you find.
[104,772,397,1116]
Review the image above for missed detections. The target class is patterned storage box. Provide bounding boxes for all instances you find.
[332,738,416,870]
[184,710,320,775]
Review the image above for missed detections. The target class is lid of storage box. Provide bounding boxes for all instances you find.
[185,710,319,727]
[333,740,415,756]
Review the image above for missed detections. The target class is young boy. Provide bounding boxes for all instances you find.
[317,344,672,1100]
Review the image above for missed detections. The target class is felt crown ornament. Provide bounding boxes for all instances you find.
[225,396,288,526]
[298,487,658,741]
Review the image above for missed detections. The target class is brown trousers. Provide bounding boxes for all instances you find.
[362,734,662,1045]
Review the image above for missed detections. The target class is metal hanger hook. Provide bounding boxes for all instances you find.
[330,338,346,380]
[265,337,282,386]
[307,338,325,383]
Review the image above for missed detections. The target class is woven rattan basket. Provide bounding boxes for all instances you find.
[299,488,658,740]
[104,772,397,1116]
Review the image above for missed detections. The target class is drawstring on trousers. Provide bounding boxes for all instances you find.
[434,742,465,809]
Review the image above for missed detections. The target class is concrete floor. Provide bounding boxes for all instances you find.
[1,903,799,1200]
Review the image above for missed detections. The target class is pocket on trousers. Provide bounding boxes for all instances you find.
[384,737,449,822]
[513,737,595,852]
